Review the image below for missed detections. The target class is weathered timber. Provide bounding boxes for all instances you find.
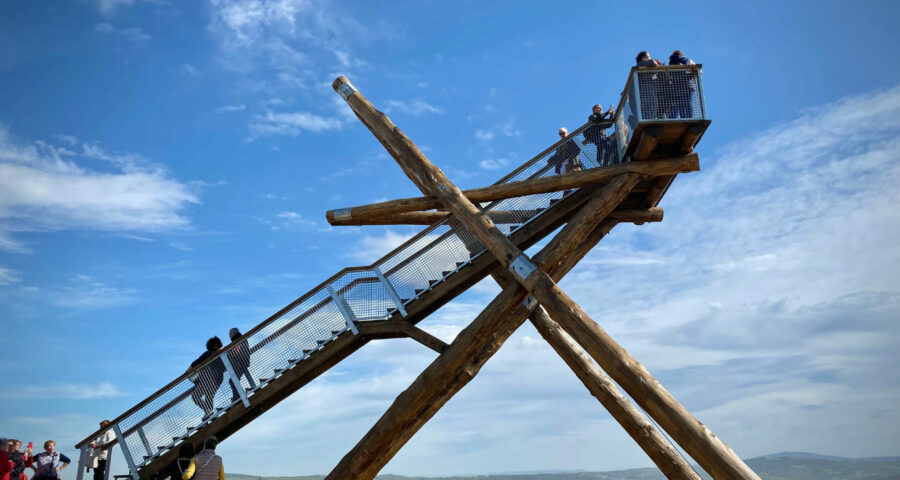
[680,125,706,154]
[399,323,449,353]
[326,174,640,480]
[633,125,661,161]
[325,155,698,224]
[528,306,702,480]
[330,207,663,227]
[331,76,759,480]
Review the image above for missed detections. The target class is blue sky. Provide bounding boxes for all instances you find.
[1,0,899,477]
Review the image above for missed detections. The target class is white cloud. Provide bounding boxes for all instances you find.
[478,157,509,170]
[215,104,247,113]
[474,129,494,141]
[0,265,21,285]
[94,22,151,44]
[248,110,343,138]
[384,99,444,116]
[49,274,139,308]
[52,133,79,146]
[179,63,201,77]
[0,127,199,251]
[351,229,416,263]
[1,382,126,399]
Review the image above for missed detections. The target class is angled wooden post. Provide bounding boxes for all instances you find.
[330,207,664,227]
[333,76,760,480]
[528,306,702,480]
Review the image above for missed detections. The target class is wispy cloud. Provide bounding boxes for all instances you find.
[50,274,139,308]
[215,104,247,113]
[384,99,444,116]
[350,229,416,263]
[94,22,151,44]
[1,382,126,399]
[478,157,509,170]
[248,110,342,139]
[0,127,199,252]
[179,63,201,77]
[0,266,21,286]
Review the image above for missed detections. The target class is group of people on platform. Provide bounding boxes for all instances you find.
[186,328,254,420]
[549,49,698,176]
[1,438,73,480]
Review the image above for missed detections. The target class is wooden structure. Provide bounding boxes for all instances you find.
[75,65,760,480]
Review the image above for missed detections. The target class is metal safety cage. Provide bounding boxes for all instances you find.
[75,116,627,472]
[614,64,706,159]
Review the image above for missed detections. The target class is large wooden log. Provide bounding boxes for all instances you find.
[325,155,698,224]
[332,76,760,480]
[327,175,640,480]
[528,306,702,480]
[331,207,664,227]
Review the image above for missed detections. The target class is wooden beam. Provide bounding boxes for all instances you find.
[400,323,449,354]
[325,155,698,224]
[528,306,702,480]
[633,125,661,161]
[331,76,759,480]
[330,208,664,227]
[680,125,706,154]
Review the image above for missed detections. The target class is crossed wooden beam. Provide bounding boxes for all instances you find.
[324,76,760,480]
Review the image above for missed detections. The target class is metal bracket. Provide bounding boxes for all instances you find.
[632,71,643,123]
[522,295,538,310]
[112,423,139,480]
[373,267,407,317]
[509,255,537,282]
[221,355,251,408]
[338,81,357,100]
[333,208,352,221]
[326,285,359,335]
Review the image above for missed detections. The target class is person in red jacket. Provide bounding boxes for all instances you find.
[0,436,13,480]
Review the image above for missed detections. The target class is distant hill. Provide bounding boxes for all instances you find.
[226,453,900,480]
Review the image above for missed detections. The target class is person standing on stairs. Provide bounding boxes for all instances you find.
[187,337,226,419]
[582,104,615,166]
[88,421,114,480]
[226,328,256,403]
[181,437,224,480]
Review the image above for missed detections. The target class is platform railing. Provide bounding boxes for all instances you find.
[76,118,625,476]
[614,64,706,160]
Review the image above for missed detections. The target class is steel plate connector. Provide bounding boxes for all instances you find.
[338,81,357,100]
[509,254,537,283]
[333,208,352,221]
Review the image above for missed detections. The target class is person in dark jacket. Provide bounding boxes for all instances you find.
[226,328,256,402]
[187,337,225,419]
[547,128,582,175]
[667,49,697,118]
[582,104,615,166]
[6,440,25,480]
[632,51,663,122]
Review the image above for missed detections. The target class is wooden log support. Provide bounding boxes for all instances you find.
[325,154,698,225]
[399,323,449,354]
[680,125,706,154]
[528,306,702,480]
[633,126,661,161]
[332,76,760,480]
[331,207,663,227]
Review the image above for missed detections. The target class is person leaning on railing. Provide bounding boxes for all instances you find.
[88,420,114,480]
[631,51,664,124]
[181,437,224,480]
[582,104,615,167]
[547,128,582,175]
[666,50,697,119]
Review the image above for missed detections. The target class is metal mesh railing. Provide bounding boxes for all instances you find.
[77,65,707,476]
[615,65,706,159]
